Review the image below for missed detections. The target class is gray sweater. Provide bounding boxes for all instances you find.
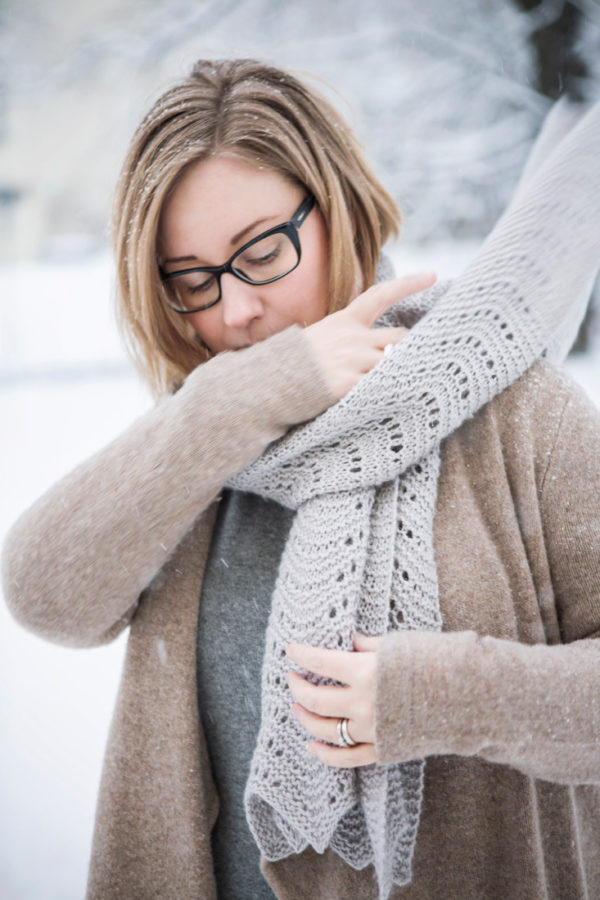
[197,490,292,898]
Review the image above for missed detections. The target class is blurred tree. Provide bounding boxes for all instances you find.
[513,0,589,100]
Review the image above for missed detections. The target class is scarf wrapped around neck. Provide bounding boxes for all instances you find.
[229,98,600,899]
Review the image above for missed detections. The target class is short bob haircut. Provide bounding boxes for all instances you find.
[112,58,401,396]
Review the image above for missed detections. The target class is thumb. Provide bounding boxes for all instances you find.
[349,271,437,326]
[353,632,385,652]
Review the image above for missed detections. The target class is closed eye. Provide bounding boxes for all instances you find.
[240,245,281,267]
[188,275,217,294]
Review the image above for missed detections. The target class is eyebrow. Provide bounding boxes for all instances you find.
[163,215,275,265]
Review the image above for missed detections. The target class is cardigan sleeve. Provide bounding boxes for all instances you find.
[1,326,332,649]
[374,374,600,785]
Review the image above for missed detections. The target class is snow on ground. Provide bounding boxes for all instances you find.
[0,251,598,899]
[0,377,149,900]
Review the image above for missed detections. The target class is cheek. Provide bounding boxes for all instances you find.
[186,308,222,349]
[285,234,330,323]
[280,268,328,326]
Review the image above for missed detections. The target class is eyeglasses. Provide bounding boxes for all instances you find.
[159,194,316,314]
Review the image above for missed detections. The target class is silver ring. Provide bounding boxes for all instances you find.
[383,343,394,357]
[341,718,357,747]
[337,717,357,748]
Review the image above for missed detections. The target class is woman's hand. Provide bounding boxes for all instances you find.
[304,272,437,403]
[286,632,384,768]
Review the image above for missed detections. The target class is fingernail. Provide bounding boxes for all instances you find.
[306,742,317,756]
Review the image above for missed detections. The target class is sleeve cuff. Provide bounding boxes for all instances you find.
[181,324,334,433]
[374,630,492,765]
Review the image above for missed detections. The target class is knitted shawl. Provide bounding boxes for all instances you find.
[229,99,600,899]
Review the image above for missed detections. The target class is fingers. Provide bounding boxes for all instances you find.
[307,741,377,768]
[286,669,352,719]
[291,702,362,744]
[371,326,409,349]
[286,639,381,681]
[291,704,376,768]
[287,641,381,767]
[353,632,385,652]
[287,642,356,684]
[303,277,422,404]
[349,271,437,327]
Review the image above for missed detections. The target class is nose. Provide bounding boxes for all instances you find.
[220,273,264,330]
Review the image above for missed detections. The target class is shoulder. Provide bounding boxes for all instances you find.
[490,359,600,438]
[443,360,600,491]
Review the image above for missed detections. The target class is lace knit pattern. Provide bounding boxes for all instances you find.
[229,99,600,899]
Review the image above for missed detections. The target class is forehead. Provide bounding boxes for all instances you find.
[158,156,302,261]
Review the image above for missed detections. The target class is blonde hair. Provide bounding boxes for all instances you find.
[112,58,401,396]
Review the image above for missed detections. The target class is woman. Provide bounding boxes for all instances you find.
[2,59,600,899]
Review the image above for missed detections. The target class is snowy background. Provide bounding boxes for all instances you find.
[1,1,599,898]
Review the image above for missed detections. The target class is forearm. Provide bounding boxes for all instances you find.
[375,629,600,784]
[1,326,331,648]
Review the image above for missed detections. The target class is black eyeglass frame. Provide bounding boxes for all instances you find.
[159,193,316,314]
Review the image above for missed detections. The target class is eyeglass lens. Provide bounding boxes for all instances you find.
[165,231,299,312]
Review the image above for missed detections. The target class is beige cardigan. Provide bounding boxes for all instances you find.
[3,326,600,899]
